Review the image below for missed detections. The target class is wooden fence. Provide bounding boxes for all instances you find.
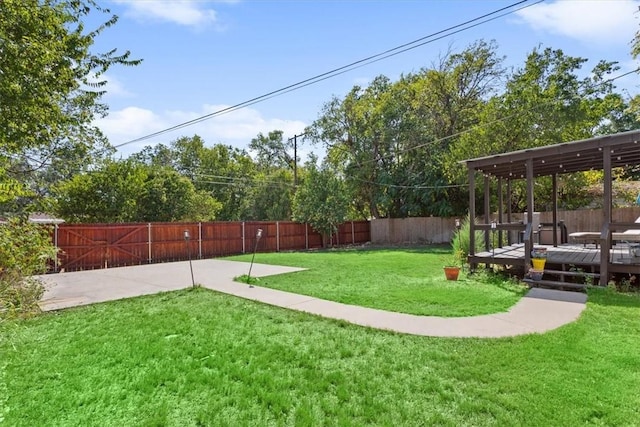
[371,207,640,245]
[371,216,456,244]
[48,207,640,271]
[52,220,370,272]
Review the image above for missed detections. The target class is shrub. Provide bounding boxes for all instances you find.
[0,218,57,318]
[451,214,485,265]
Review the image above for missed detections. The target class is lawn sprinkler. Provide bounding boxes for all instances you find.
[247,228,263,288]
[184,230,195,287]
[455,218,462,270]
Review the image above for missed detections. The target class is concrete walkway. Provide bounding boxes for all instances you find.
[37,259,587,338]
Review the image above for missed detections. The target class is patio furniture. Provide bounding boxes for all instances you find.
[569,217,640,248]
[612,225,640,242]
[569,231,601,248]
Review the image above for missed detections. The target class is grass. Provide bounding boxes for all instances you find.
[224,246,528,317]
[1,286,639,426]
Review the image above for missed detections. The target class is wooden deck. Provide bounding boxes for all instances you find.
[470,243,640,275]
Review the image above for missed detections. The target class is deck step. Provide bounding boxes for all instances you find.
[543,269,600,278]
[523,278,587,291]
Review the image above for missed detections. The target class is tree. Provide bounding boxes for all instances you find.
[52,160,219,222]
[446,47,625,212]
[307,40,505,218]
[146,136,257,221]
[247,169,295,220]
[292,163,350,247]
[53,159,147,222]
[136,167,221,222]
[249,130,295,171]
[0,0,140,214]
[246,130,298,220]
[633,13,640,60]
[186,191,223,222]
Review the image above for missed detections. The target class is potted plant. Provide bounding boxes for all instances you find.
[443,248,465,281]
[531,246,547,270]
[527,268,544,281]
[443,264,461,281]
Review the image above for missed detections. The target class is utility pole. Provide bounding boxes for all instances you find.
[288,132,306,187]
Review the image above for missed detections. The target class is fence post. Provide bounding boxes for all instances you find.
[242,222,246,254]
[198,222,203,259]
[351,221,355,244]
[147,223,152,263]
[54,224,59,272]
[276,221,280,252]
[305,223,309,250]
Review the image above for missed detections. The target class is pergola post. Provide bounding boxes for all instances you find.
[468,167,476,270]
[601,148,612,285]
[484,175,491,251]
[525,158,534,270]
[498,176,504,246]
[507,179,513,244]
[552,174,558,247]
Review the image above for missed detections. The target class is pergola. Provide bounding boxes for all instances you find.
[463,129,640,286]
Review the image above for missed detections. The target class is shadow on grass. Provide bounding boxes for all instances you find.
[464,268,529,294]
[586,287,640,308]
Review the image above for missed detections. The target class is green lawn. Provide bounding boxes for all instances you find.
[1,286,639,426]
[226,247,528,317]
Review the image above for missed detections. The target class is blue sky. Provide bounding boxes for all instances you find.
[90,0,640,158]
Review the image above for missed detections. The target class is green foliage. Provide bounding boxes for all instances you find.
[137,167,192,221]
[247,169,295,220]
[0,0,140,214]
[0,218,57,317]
[0,171,30,206]
[180,138,256,221]
[446,47,626,212]
[234,274,260,285]
[292,164,350,247]
[249,130,295,171]
[307,40,505,218]
[128,135,298,221]
[186,191,223,222]
[53,160,220,222]
[54,159,146,222]
[608,274,638,293]
[451,215,485,265]
[633,15,640,60]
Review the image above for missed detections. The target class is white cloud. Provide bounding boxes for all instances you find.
[96,106,164,138]
[102,74,135,98]
[96,104,308,156]
[113,0,221,28]
[515,0,639,46]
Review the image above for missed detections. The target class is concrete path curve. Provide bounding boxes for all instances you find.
[37,259,587,338]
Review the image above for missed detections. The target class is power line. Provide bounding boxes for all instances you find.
[111,0,538,150]
[199,61,639,191]
[194,173,297,187]
[9,64,636,194]
[9,67,638,193]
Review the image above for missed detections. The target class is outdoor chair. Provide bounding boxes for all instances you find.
[612,217,640,243]
[569,216,640,248]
